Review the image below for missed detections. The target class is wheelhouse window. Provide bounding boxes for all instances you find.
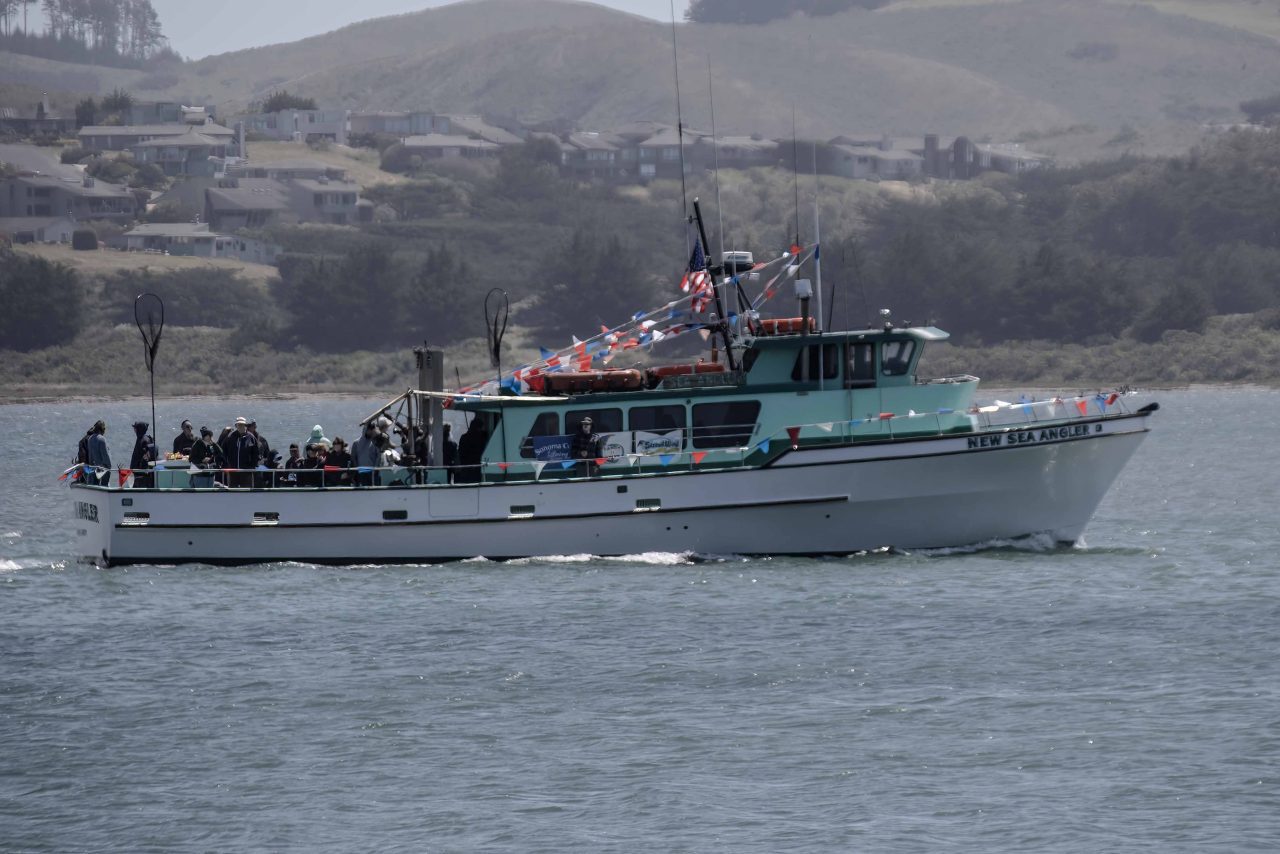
[791,344,840,382]
[519,411,560,459]
[847,342,876,388]
[881,340,917,377]
[629,405,687,448]
[691,401,761,449]
[566,408,623,435]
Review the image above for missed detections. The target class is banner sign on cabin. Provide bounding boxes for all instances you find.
[532,435,572,462]
[633,430,683,456]
[598,432,629,463]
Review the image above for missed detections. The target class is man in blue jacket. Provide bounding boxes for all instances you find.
[86,420,111,486]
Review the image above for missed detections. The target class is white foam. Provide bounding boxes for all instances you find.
[2,531,20,539]
[914,531,1061,557]
[0,559,22,571]
[605,552,695,565]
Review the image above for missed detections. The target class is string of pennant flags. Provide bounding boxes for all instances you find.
[458,241,819,398]
[59,393,1129,483]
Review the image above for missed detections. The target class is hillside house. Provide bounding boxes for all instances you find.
[238,109,349,145]
[693,136,779,171]
[975,143,1053,174]
[289,176,371,225]
[0,215,77,243]
[79,121,238,153]
[227,158,347,181]
[129,127,230,177]
[203,178,293,231]
[399,134,500,160]
[635,126,707,180]
[563,133,621,180]
[125,101,218,126]
[0,96,76,137]
[0,173,138,222]
[114,222,280,263]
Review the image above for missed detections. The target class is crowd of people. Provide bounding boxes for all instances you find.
[73,415,466,489]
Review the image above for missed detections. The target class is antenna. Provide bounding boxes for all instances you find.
[791,105,801,248]
[670,0,689,223]
[707,54,724,268]
[133,293,164,439]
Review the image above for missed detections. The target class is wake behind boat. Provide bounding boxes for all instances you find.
[66,204,1156,566]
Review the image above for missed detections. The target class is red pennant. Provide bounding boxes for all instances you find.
[878,412,894,420]
[1075,400,1088,416]
[118,468,133,486]
[789,243,803,256]
[1105,392,1119,406]
[786,426,802,448]
[691,451,707,465]
[594,457,607,466]
[496,462,510,471]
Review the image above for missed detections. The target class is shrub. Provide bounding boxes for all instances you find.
[71,229,98,250]
[60,146,91,164]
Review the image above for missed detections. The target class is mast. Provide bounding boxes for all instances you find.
[693,198,737,371]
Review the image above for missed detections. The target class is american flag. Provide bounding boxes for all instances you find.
[680,238,712,311]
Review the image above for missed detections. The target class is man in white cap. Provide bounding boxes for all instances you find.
[221,416,258,488]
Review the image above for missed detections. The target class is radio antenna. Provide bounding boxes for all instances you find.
[670,0,689,224]
[707,54,724,267]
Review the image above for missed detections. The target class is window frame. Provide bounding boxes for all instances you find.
[691,401,762,449]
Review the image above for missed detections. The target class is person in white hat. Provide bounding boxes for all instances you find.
[221,416,258,488]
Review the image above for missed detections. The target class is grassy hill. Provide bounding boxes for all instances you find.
[5,0,1280,161]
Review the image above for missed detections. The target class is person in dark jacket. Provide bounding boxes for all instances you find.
[455,419,488,484]
[221,417,258,488]
[282,443,303,486]
[188,427,224,488]
[130,421,158,488]
[74,425,94,483]
[325,436,352,487]
[247,419,274,487]
[172,420,196,456]
[569,416,601,476]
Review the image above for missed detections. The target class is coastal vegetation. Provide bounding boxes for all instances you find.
[7,129,1280,397]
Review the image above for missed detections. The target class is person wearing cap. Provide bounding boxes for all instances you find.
[281,443,303,487]
[570,416,601,475]
[221,416,258,488]
[173,420,196,456]
[325,436,352,487]
[86,420,110,486]
[130,421,158,488]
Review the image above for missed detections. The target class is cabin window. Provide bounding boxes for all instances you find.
[691,401,761,449]
[566,408,623,435]
[847,343,876,388]
[519,412,560,459]
[790,344,840,382]
[881,340,916,376]
[629,405,686,433]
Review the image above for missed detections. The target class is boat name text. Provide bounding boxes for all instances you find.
[75,501,99,523]
[967,423,1100,449]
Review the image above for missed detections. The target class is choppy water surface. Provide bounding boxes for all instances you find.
[1,390,1277,852]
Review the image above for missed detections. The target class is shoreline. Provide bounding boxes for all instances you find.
[2,382,1253,406]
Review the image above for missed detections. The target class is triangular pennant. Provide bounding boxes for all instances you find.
[659,454,674,466]
[496,462,510,471]
[691,451,707,465]
[758,438,771,454]
[878,412,894,420]
[1075,399,1089,416]
[816,422,833,432]
[786,426,802,448]
[561,460,576,470]
[532,461,547,479]
[1106,392,1119,406]
[627,454,640,467]
[594,457,607,466]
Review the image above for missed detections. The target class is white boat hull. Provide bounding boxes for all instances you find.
[69,413,1152,566]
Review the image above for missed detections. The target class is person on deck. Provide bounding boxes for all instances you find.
[455,419,488,484]
[282,443,303,486]
[221,417,258,488]
[441,423,458,482]
[325,437,352,487]
[306,425,332,452]
[74,424,94,483]
[247,419,273,487]
[351,423,381,487]
[173,420,196,457]
[189,427,224,488]
[130,422,157,488]
[86,420,110,486]
[570,416,601,476]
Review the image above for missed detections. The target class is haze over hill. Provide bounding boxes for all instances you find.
[5,0,1280,157]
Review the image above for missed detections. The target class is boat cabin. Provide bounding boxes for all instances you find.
[454,324,978,469]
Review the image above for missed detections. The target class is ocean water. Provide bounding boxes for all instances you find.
[1,390,1277,852]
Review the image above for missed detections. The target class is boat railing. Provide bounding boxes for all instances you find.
[65,393,1139,490]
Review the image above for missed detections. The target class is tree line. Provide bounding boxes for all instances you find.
[0,0,174,68]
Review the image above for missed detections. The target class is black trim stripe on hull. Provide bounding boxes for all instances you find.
[114,494,850,532]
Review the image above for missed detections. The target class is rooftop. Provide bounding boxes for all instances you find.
[130,129,223,148]
[123,223,215,237]
[79,122,235,137]
[401,134,499,150]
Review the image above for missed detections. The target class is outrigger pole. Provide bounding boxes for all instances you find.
[692,198,737,371]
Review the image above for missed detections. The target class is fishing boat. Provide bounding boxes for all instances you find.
[66,205,1156,566]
